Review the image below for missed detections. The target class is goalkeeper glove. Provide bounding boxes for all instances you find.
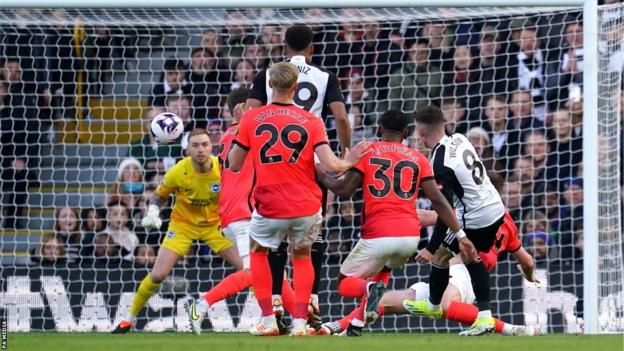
[141,204,162,230]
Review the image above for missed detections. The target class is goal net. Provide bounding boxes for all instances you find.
[0,5,622,334]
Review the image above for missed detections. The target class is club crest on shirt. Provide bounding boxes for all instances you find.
[210,182,221,192]
[167,231,175,238]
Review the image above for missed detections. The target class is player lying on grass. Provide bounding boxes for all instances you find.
[228,62,370,336]
[318,210,539,336]
[113,129,243,334]
[315,110,478,337]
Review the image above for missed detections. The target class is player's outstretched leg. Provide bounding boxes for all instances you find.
[113,247,179,334]
[364,281,386,324]
[185,269,253,335]
[459,260,495,336]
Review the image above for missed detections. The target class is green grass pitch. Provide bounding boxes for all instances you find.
[7,332,624,351]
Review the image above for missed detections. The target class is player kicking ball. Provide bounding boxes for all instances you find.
[228,62,370,336]
[315,110,477,336]
[113,129,243,334]
[320,207,540,336]
[403,105,514,336]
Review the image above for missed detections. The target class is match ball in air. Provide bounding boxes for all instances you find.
[150,112,184,144]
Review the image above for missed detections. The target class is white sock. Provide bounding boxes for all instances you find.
[196,299,209,315]
[428,300,440,312]
[292,318,307,330]
[261,314,276,326]
[124,311,137,323]
[351,318,365,327]
[477,310,492,319]
[310,293,319,306]
[502,323,515,335]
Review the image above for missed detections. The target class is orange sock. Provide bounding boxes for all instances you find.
[371,271,390,285]
[337,307,360,330]
[292,256,314,319]
[203,270,252,306]
[445,301,505,333]
[250,252,273,317]
[338,276,368,298]
[281,279,296,315]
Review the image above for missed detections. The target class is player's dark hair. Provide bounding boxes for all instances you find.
[414,105,445,128]
[191,47,215,58]
[227,88,250,115]
[487,171,504,193]
[380,110,410,133]
[285,24,314,52]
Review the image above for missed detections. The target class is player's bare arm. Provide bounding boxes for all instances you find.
[419,178,479,263]
[315,168,362,198]
[329,101,352,153]
[315,141,371,174]
[227,144,248,173]
[512,247,540,284]
[417,209,438,228]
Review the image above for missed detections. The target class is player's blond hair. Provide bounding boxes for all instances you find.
[188,128,211,142]
[269,62,299,93]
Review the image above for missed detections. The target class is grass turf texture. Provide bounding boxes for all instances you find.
[7,332,624,351]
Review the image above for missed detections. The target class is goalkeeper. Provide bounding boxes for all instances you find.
[113,128,243,334]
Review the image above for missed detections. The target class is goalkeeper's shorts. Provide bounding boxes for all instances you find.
[161,220,233,257]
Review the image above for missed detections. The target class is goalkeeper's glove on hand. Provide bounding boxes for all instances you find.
[141,204,162,230]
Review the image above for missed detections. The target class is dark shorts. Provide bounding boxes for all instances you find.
[443,215,505,254]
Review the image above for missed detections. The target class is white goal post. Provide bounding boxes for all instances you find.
[0,0,621,336]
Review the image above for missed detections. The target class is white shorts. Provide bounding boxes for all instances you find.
[249,209,322,250]
[223,220,250,269]
[340,236,420,278]
[408,264,476,304]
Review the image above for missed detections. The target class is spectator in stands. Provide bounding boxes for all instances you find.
[523,130,550,189]
[228,59,255,92]
[523,231,554,265]
[92,233,121,264]
[546,21,584,104]
[443,45,478,102]
[326,200,360,263]
[221,11,254,61]
[53,206,83,264]
[420,22,454,71]
[258,24,284,62]
[481,95,520,175]
[30,234,65,266]
[243,43,269,71]
[361,21,403,101]
[84,25,114,96]
[502,179,523,222]
[128,107,183,180]
[134,244,156,267]
[201,28,222,57]
[442,98,470,135]
[103,202,139,262]
[81,207,106,234]
[508,24,548,119]
[508,89,545,137]
[388,39,443,116]
[466,127,495,171]
[107,157,146,214]
[148,58,190,107]
[345,71,376,125]
[521,209,551,239]
[573,228,583,262]
[556,178,584,259]
[188,47,223,126]
[167,95,193,130]
[349,103,376,146]
[1,57,42,229]
[469,25,509,111]
[512,156,544,209]
[207,121,224,155]
[335,20,365,78]
[546,108,583,186]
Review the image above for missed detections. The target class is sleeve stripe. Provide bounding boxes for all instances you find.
[421,176,435,183]
[313,141,329,149]
[509,244,522,253]
[232,140,250,151]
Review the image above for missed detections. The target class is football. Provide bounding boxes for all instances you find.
[150,112,184,144]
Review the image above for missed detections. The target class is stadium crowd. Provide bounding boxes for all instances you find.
[0,6,623,273]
